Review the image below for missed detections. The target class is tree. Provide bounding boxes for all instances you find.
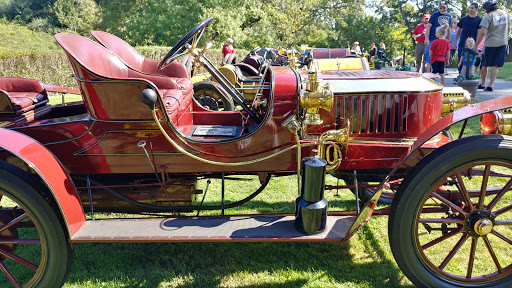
[100,0,205,46]
[0,0,53,22]
[51,0,101,34]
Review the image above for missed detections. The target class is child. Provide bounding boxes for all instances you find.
[429,24,451,86]
[458,37,476,78]
[475,35,485,87]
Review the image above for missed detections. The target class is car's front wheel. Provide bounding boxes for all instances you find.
[390,135,512,287]
[0,161,73,287]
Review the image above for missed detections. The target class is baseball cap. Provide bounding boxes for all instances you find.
[354,41,359,45]
[423,14,431,19]
[227,38,233,43]
[439,1,448,6]
[483,1,495,10]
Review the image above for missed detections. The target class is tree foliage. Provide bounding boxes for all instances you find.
[1,0,511,59]
[52,0,101,34]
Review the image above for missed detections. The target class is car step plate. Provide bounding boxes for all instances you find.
[71,215,355,242]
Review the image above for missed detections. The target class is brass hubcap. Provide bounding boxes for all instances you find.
[474,218,493,236]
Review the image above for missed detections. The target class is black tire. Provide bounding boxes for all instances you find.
[0,161,73,287]
[390,135,512,287]
[193,81,235,111]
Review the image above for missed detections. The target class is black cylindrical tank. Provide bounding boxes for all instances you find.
[295,157,328,234]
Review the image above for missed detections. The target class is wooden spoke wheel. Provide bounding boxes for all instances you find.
[193,81,235,111]
[0,161,72,288]
[390,135,512,287]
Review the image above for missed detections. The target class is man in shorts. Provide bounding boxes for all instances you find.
[476,1,510,91]
[424,1,452,72]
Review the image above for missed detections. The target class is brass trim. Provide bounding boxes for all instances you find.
[326,77,443,94]
[474,218,493,236]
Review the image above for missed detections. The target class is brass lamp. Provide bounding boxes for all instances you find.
[300,67,333,125]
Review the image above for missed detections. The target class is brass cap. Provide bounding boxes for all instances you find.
[474,218,493,236]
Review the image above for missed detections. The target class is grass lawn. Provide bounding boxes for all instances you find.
[62,175,413,288]
[496,62,512,81]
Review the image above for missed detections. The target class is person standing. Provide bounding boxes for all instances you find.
[369,43,377,59]
[447,19,459,74]
[424,1,452,72]
[412,14,430,73]
[377,42,386,61]
[476,1,510,91]
[474,35,485,76]
[430,24,451,86]
[453,2,482,73]
[222,38,236,65]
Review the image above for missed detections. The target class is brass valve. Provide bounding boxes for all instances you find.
[300,67,333,125]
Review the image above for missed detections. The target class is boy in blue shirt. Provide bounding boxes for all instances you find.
[458,38,477,77]
[424,1,452,72]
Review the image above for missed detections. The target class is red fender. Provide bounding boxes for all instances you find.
[0,129,85,237]
[344,95,512,241]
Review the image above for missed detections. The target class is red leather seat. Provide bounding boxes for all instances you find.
[310,48,348,59]
[91,31,192,91]
[55,33,192,122]
[0,77,48,115]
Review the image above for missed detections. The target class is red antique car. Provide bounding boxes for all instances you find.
[0,18,512,287]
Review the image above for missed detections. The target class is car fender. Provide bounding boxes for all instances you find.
[344,95,512,241]
[0,129,85,237]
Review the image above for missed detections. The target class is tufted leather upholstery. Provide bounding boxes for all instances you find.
[91,31,192,91]
[0,77,48,115]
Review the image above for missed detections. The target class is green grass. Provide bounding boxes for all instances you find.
[496,62,512,81]
[0,19,59,57]
[60,175,412,288]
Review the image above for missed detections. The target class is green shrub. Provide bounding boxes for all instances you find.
[0,45,251,87]
[0,18,58,57]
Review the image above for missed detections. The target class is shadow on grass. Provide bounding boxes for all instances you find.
[192,198,358,215]
[65,212,411,287]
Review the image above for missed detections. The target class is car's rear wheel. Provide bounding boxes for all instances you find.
[390,135,512,287]
[0,161,73,287]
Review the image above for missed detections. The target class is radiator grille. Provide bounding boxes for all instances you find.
[338,94,408,135]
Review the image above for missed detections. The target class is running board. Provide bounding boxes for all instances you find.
[71,215,355,242]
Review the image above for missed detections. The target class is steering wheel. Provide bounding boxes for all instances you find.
[158,17,213,70]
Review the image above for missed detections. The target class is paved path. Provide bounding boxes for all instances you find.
[384,67,512,101]
[442,70,512,101]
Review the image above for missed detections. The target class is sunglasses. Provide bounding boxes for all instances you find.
[439,6,447,9]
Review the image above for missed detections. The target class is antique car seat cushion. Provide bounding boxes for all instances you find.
[0,77,48,113]
[54,33,179,91]
[160,89,193,122]
[91,31,192,91]
[310,48,348,59]
[233,65,260,83]
[241,56,260,71]
[234,63,260,78]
